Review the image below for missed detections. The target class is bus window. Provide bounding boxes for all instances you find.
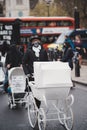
[48,36,54,43]
[26,37,30,43]
[20,37,26,44]
[20,22,26,27]
[37,21,46,26]
[41,36,47,43]
[47,21,56,26]
[57,20,73,27]
[28,21,37,27]
[25,22,29,27]
[41,35,58,44]
[21,21,37,27]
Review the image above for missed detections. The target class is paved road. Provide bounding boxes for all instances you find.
[0,84,87,130]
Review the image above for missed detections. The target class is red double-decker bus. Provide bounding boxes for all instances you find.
[0,16,75,50]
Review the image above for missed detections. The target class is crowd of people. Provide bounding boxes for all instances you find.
[0,34,85,107]
[0,35,48,108]
[48,34,85,69]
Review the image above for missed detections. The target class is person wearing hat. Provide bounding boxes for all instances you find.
[22,35,48,108]
[22,35,48,75]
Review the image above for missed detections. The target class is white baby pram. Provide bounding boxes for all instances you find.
[8,67,28,109]
[27,61,74,130]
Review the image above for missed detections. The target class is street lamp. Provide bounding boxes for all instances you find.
[45,0,52,17]
[74,6,80,29]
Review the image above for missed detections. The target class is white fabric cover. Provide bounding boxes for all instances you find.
[0,67,5,82]
[34,61,73,89]
[9,67,26,93]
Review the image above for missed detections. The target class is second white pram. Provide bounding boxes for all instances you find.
[8,67,28,109]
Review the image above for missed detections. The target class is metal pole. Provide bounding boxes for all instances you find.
[47,2,50,16]
[74,6,80,29]
[45,0,52,17]
[74,52,80,77]
[75,59,80,77]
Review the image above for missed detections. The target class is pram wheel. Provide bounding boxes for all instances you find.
[58,99,73,130]
[38,108,46,130]
[28,92,38,128]
[8,94,16,109]
[9,103,16,109]
[58,109,65,125]
[64,108,73,130]
[58,99,65,125]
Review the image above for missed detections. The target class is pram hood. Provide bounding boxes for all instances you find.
[8,67,26,93]
[34,61,73,88]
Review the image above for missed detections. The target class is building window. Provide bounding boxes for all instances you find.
[16,0,23,5]
[0,4,3,14]
[18,11,23,17]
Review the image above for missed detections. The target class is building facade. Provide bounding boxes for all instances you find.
[0,0,5,16]
[5,0,30,17]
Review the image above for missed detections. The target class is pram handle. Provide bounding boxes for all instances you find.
[26,73,34,78]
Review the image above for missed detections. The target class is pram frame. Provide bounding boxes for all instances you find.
[8,67,28,109]
[27,61,74,130]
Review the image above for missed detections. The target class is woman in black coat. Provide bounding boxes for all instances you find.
[22,35,48,108]
[5,44,22,68]
[61,42,74,70]
[3,44,22,92]
[22,35,48,75]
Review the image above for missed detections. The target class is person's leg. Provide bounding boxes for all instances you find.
[3,69,9,92]
[78,55,82,67]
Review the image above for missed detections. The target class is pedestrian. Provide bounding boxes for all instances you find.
[1,41,10,57]
[74,35,83,67]
[65,35,75,51]
[53,46,60,61]
[22,35,48,75]
[22,35,48,108]
[60,41,74,70]
[3,44,22,92]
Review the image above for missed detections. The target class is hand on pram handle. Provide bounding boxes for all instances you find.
[25,73,34,92]
[26,73,34,81]
[26,74,41,109]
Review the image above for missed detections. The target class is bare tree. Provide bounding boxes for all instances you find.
[30,0,87,27]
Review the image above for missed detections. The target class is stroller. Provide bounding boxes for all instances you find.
[27,61,74,130]
[8,67,28,109]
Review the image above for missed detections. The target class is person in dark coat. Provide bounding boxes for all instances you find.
[22,35,48,75]
[3,44,22,92]
[5,44,22,68]
[61,42,74,70]
[22,35,48,108]
[1,41,10,56]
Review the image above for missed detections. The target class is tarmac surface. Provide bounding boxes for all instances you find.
[72,64,87,86]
